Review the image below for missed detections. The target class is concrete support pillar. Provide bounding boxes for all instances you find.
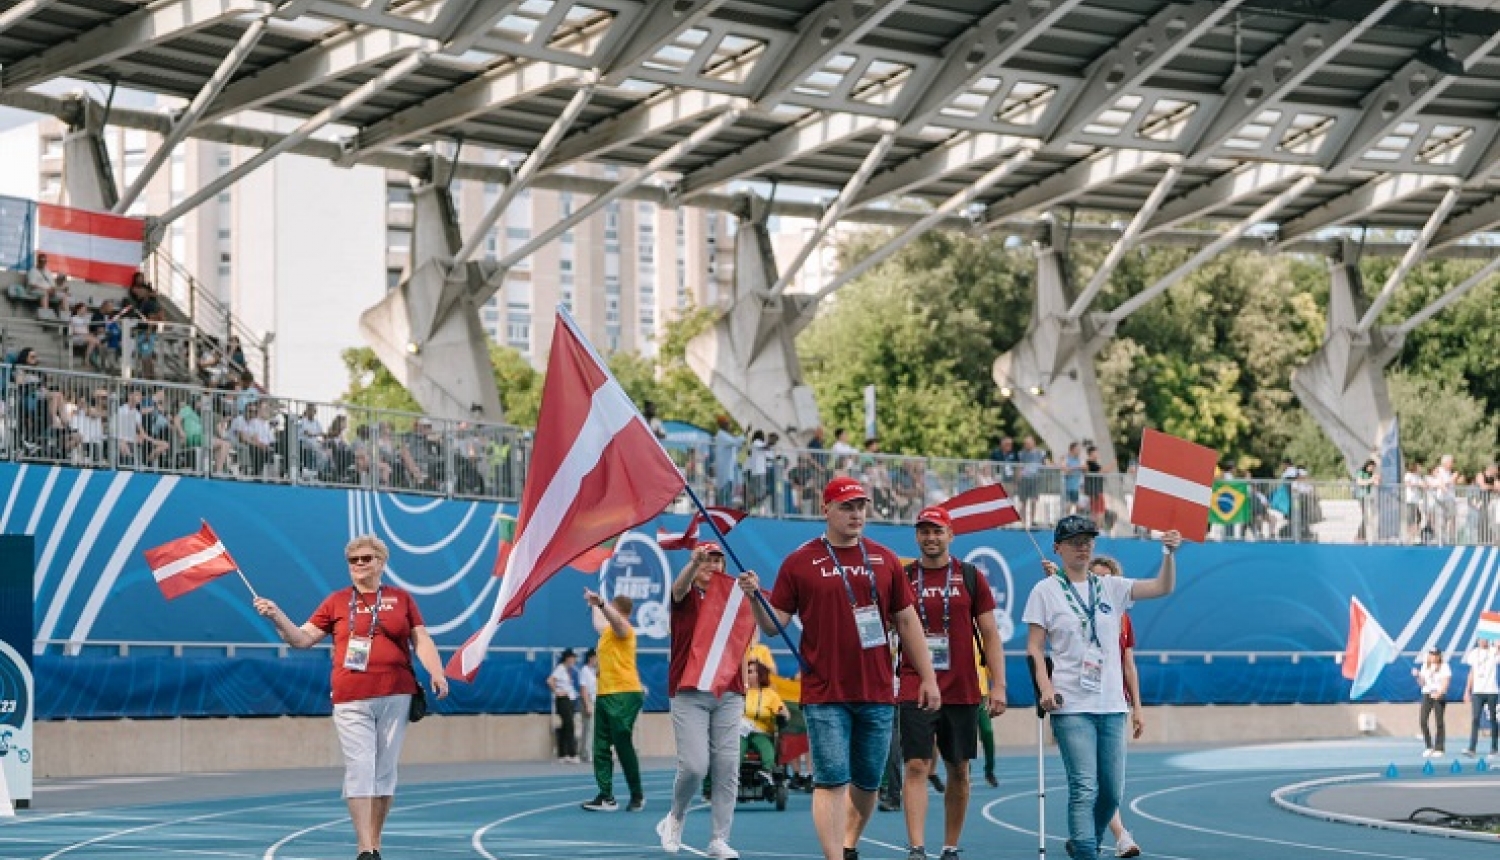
[991,235,1119,471]
[59,95,119,212]
[1290,245,1401,476]
[685,195,821,441]
[358,168,504,423]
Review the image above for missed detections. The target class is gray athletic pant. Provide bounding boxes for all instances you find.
[670,689,745,842]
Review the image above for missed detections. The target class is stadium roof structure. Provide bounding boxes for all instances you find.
[4,0,1500,250]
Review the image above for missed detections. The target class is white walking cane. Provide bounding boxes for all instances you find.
[1027,654,1061,860]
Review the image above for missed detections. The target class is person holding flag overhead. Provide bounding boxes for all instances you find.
[742,476,940,860]
[897,506,1007,860]
[657,541,750,859]
[1024,516,1179,860]
[252,535,448,860]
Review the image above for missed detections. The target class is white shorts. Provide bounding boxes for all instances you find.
[333,694,411,797]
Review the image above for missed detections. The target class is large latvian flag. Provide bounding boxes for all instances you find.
[447,308,686,682]
[35,203,145,288]
[1129,429,1218,542]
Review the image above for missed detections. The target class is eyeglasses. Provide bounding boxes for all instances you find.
[346,554,377,565]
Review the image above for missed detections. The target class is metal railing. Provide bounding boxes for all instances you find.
[3,362,1497,545]
[146,249,272,386]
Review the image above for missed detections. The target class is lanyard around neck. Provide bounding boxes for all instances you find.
[822,537,876,611]
[348,586,383,639]
[1054,573,1100,647]
[913,559,955,636]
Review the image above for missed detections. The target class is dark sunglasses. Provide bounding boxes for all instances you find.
[346,554,378,565]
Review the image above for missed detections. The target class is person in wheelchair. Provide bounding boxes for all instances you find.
[739,660,789,804]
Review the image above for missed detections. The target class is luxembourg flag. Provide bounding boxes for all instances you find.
[680,572,758,695]
[1477,611,1500,643]
[35,203,145,288]
[1343,596,1398,699]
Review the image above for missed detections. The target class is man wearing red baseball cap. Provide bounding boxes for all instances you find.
[659,541,744,859]
[741,476,940,860]
[897,507,1008,860]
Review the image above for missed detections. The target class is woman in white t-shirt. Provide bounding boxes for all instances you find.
[1462,639,1499,759]
[1414,648,1451,757]
[548,649,581,763]
[1024,516,1181,860]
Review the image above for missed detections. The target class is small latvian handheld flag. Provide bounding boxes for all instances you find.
[658,506,749,550]
[681,571,758,695]
[143,522,239,600]
[1129,429,1218,543]
[939,484,1021,535]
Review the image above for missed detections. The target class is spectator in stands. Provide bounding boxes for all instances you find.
[22,253,58,300]
[297,404,331,477]
[67,301,103,369]
[253,534,448,860]
[1083,445,1106,522]
[114,388,168,468]
[39,274,71,318]
[748,430,770,513]
[353,424,392,486]
[226,334,247,373]
[140,388,180,463]
[232,370,262,417]
[1414,648,1451,758]
[1018,436,1048,529]
[1404,461,1429,544]
[1429,454,1457,544]
[177,392,232,474]
[1355,459,1378,544]
[324,414,356,482]
[71,389,108,466]
[989,436,1018,489]
[232,400,276,478]
[405,418,445,491]
[451,422,486,495]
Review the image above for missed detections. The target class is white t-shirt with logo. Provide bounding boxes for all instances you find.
[1464,646,1499,695]
[1022,573,1134,715]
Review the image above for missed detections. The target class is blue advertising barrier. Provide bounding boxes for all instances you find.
[1,463,1494,718]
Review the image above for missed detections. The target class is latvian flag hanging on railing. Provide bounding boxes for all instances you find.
[36,203,145,288]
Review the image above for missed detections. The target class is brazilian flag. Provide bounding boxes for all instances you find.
[1209,481,1251,525]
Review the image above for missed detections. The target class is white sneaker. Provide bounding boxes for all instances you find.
[1115,830,1141,858]
[1431,750,1445,759]
[1422,748,1435,758]
[706,838,740,859]
[656,815,683,853]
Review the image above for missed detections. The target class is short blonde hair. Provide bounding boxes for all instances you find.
[344,534,389,563]
[1089,555,1123,577]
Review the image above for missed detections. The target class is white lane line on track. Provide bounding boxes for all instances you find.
[471,800,587,860]
[1128,775,1455,859]
[979,786,1199,860]
[38,797,348,860]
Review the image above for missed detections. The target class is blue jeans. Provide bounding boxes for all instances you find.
[804,702,895,791]
[1052,712,1128,859]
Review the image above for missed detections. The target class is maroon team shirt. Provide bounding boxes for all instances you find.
[669,585,748,697]
[309,585,423,704]
[769,537,914,705]
[898,561,997,706]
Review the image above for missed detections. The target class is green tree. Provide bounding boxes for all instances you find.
[337,344,541,423]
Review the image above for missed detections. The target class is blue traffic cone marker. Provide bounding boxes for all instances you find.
[1422,760,1436,775]
[1384,763,1399,778]
[1450,760,1463,774]
[1477,758,1490,772]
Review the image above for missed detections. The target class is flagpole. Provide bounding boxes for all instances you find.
[681,483,808,675]
[553,305,807,674]
[234,569,260,601]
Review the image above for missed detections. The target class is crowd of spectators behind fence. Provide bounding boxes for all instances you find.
[4,267,1498,545]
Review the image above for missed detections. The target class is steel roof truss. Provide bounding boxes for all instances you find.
[593,0,733,84]
[203,27,431,124]
[677,110,894,199]
[0,0,62,33]
[1357,186,1463,331]
[752,0,911,106]
[1069,163,1182,319]
[1276,172,1453,244]
[768,131,896,299]
[1144,161,1314,236]
[1,0,272,93]
[1183,11,1388,161]
[1322,33,1500,175]
[1393,255,1500,338]
[1431,192,1500,249]
[850,130,1031,208]
[1045,0,1244,146]
[352,61,584,156]
[982,147,1172,225]
[544,87,737,168]
[896,0,1085,129]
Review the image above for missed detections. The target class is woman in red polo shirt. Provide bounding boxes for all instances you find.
[255,534,449,860]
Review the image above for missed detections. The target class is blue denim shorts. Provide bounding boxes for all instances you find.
[803,702,895,791]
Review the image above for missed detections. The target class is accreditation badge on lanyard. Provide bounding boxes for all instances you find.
[344,587,382,672]
[916,561,955,671]
[827,539,886,650]
[1057,574,1103,693]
